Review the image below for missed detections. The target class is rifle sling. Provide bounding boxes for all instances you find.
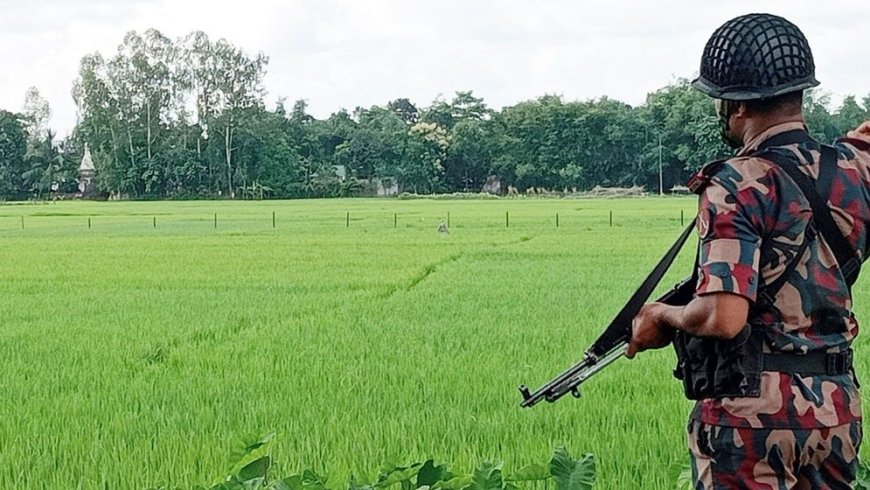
[588,219,696,357]
[756,146,860,286]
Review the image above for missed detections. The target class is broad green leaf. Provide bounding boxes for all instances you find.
[230,433,275,466]
[210,481,244,490]
[302,470,329,490]
[348,476,375,490]
[241,477,266,490]
[275,476,303,490]
[549,448,595,490]
[238,457,271,481]
[271,481,292,490]
[431,475,472,490]
[227,433,276,478]
[857,460,870,489]
[379,459,402,475]
[376,463,423,488]
[675,463,692,490]
[506,464,550,482]
[469,461,504,490]
[416,460,450,487]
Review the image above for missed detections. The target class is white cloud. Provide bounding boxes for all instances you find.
[0,0,867,136]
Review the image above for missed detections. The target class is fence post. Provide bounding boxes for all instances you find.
[214,213,217,228]
[346,212,350,228]
[556,213,559,228]
[21,216,24,229]
[447,212,451,228]
[272,211,276,229]
[394,213,397,228]
[88,217,91,229]
[681,209,684,226]
[153,216,157,228]
[506,211,510,228]
[609,211,613,227]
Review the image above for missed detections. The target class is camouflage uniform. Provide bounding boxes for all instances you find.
[687,122,869,488]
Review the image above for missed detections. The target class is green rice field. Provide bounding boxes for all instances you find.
[1,198,867,489]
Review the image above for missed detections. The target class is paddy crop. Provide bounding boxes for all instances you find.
[0,198,867,489]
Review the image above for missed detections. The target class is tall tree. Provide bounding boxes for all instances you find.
[834,95,869,137]
[208,39,268,198]
[451,91,490,122]
[0,110,27,199]
[387,98,419,125]
[642,80,728,192]
[73,52,133,195]
[21,87,51,149]
[402,121,449,193]
[803,90,839,143]
[445,119,491,191]
[21,130,64,199]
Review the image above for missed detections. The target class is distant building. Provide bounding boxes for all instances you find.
[482,175,502,194]
[78,144,96,196]
[333,165,347,183]
[375,177,400,197]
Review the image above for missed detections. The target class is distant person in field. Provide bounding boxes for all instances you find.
[626,13,869,488]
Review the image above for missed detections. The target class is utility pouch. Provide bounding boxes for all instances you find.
[672,323,763,400]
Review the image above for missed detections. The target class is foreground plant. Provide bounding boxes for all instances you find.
[150,435,595,490]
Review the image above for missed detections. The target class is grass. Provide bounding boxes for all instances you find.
[0,197,865,489]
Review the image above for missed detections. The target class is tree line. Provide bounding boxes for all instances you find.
[0,28,868,200]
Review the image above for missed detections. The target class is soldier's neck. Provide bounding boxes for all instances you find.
[741,113,806,147]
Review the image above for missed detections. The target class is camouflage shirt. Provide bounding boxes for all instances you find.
[690,121,870,429]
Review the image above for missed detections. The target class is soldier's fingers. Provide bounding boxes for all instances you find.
[847,121,870,138]
[626,318,637,359]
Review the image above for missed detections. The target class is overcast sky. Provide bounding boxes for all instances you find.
[1,0,867,136]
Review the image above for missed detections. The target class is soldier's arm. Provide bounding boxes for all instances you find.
[663,162,761,339]
[629,161,769,356]
[658,292,749,339]
[628,292,749,357]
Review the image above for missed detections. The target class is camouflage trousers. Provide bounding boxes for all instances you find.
[688,420,862,489]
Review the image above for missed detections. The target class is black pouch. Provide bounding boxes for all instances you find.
[672,323,763,400]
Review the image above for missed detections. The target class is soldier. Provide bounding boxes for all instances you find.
[626,13,869,488]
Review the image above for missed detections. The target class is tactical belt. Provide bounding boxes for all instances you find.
[762,349,853,376]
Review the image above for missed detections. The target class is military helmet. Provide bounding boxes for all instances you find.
[692,13,819,100]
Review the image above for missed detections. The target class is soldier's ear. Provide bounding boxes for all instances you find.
[733,102,750,120]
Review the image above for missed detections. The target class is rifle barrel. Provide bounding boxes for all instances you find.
[518,278,694,408]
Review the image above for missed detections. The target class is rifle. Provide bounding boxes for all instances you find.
[518,220,697,408]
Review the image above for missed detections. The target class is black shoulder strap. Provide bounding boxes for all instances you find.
[816,145,838,204]
[755,225,815,309]
[756,146,860,286]
[754,129,813,152]
[588,219,697,357]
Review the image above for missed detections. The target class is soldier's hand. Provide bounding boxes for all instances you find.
[626,302,674,359]
[847,121,870,139]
